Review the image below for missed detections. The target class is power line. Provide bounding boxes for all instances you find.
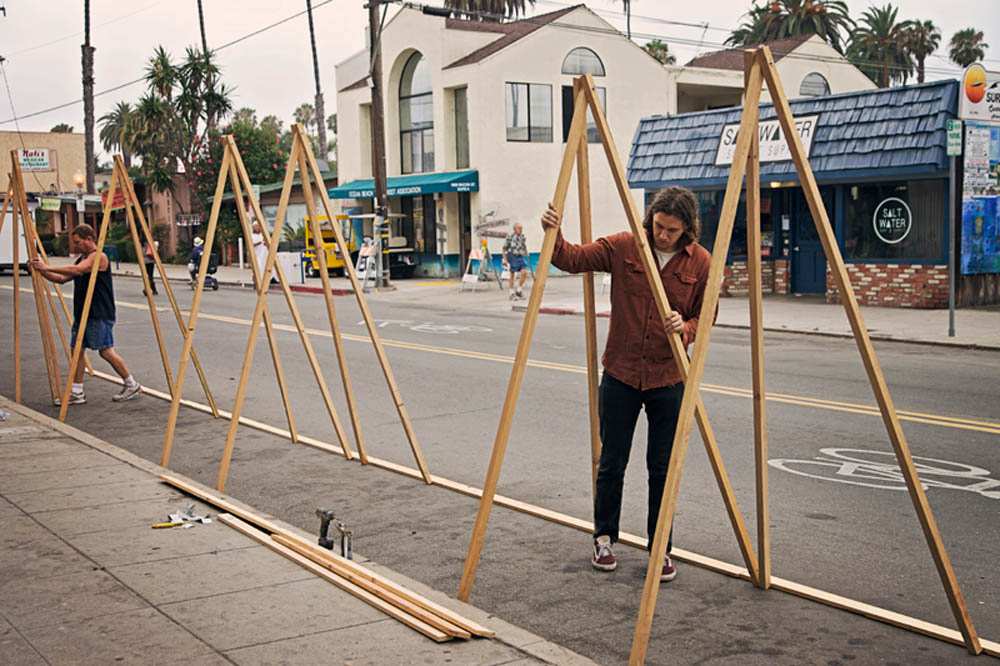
[5,2,167,58]
[0,59,48,190]
[0,0,338,126]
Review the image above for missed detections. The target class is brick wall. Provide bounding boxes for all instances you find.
[721,258,790,296]
[825,263,948,308]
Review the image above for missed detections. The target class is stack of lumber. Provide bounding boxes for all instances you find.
[160,474,492,643]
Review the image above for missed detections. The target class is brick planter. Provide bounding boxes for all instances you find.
[826,263,948,308]
[722,258,790,296]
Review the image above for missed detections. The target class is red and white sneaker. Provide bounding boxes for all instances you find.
[592,535,617,571]
[660,554,677,582]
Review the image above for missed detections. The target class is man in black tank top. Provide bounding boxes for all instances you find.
[30,223,141,405]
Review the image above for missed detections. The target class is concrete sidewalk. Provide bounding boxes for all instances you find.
[0,396,594,666]
[46,256,1000,349]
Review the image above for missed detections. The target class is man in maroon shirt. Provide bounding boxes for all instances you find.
[541,186,710,582]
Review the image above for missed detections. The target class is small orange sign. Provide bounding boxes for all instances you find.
[101,188,126,210]
[964,63,987,104]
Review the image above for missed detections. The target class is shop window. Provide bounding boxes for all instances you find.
[401,194,436,255]
[562,85,606,143]
[690,190,774,259]
[843,180,945,261]
[400,52,434,174]
[562,47,605,76]
[800,73,830,98]
[506,82,552,142]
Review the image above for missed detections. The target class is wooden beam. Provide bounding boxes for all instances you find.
[759,45,981,655]
[216,140,301,491]
[149,400,1000,659]
[293,142,366,462]
[6,184,20,402]
[160,147,232,467]
[578,74,761,587]
[574,78,602,500]
[628,57,764,664]
[226,138,355,459]
[119,162,175,398]
[294,124,431,482]
[225,160,300,445]
[457,87,591,603]
[117,159,218,417]
[744,49,771,591]
[56,158,121,420]
[217,514,453,642]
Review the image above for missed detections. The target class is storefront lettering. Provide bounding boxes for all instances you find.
[872,197,912,244]
[715,115,819,166]
[18,148,50,172]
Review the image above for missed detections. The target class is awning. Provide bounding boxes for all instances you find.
[329,170,478,199]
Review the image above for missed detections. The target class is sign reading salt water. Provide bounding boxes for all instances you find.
[18,148,50,172]
[715,115,819,166]
[872,197,912,244]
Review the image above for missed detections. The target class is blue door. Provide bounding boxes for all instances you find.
[790,188,833,294]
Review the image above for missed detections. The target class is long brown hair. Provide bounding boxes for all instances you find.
[642,186,700,249]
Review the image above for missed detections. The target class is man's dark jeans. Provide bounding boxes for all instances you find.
[594,372,683,552]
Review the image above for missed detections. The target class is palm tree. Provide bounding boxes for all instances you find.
[82,0,96,192]
[726,0,854,54]
[50,123,74,133]
[305,0,328,159]
[196,0,209,57]
[848,4,913,88]
[949,28,989,68]
[613,0,634,39]
[902,20,940,84]
[644,39,676,65]
[442,0,534,20]
[98,102,135,167]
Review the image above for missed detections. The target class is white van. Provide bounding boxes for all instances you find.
[0,210,29,273]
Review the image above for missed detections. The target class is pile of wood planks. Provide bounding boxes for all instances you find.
[160,474,492,643]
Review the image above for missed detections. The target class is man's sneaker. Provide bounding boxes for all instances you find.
[660,554,677,582]
[54,392,86,406]
[592,535,617,571]
[112,383,142,402]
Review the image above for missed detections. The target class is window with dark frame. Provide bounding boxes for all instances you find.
[562,85,606,143]
[400,52,435,174]
[506,82,552,142]
[843,180,945,261]
[454,87,469,168]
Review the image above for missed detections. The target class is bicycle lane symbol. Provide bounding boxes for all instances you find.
[768,448,1000,500]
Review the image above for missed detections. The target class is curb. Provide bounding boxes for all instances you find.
[513,303,1000,351]
[109,269,354,296]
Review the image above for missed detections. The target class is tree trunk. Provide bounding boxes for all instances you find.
[917,56,925,84]
[306,0,328,159]
[197,0,209,58]
[82,0,96,193]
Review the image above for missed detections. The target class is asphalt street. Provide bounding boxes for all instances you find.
[2,274,999,665]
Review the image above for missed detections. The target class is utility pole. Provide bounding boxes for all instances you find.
[306,0,328,160]
[197,0,209,57]
[367,0,391,288]
[82,0,95,193]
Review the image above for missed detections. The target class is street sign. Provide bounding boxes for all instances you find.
[947,119,963,157]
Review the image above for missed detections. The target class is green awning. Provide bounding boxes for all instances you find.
[329,170,478,199]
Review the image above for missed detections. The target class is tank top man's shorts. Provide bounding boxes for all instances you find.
[71,254,117,351]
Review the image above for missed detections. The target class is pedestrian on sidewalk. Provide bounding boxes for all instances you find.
[541,186,710,583]
[503,222,530,299]
[251,220,276,286]
[30,223,142,405]
[141,237,158,296]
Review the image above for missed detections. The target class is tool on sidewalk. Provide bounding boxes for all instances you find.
[151,504,212,529]
[316,508,337,549]
[335,520,353,560]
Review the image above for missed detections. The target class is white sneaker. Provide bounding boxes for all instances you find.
[112,383,142,402]
[54,392,86,406]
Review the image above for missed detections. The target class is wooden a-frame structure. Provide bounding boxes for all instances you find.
[458,46,983,663]
[49,155,220,422]
[4,151,216,417]
[159,126,433,491]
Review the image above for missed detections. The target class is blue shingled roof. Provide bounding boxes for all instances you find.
[627,80,959,190]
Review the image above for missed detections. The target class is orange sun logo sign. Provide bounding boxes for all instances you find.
[964,63,988,104]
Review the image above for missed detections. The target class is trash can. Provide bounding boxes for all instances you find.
[276,251,304,284]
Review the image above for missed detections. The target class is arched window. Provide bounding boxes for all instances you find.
[799,72,830,98]
[399,52,434,173]
[561,47,605,76]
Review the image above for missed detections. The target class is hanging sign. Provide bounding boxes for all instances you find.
[39,197,62,212]
[715,115,818,165]
[872,197,912,244]
[959,64,1000,123]
[18,148,50,171]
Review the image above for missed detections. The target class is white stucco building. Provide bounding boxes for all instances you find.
[332,6,876,277]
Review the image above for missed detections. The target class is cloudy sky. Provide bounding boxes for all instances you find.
[0,0,995,146]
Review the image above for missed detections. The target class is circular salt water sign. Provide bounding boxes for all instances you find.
[872,197,912,244]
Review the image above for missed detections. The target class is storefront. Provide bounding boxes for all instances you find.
[328,170,478,278]
[628,79,998,308]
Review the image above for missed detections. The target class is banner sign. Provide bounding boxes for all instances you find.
[715,115,818,165]
[18,148,50,172]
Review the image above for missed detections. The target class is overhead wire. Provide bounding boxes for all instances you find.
[0,59,48,191]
